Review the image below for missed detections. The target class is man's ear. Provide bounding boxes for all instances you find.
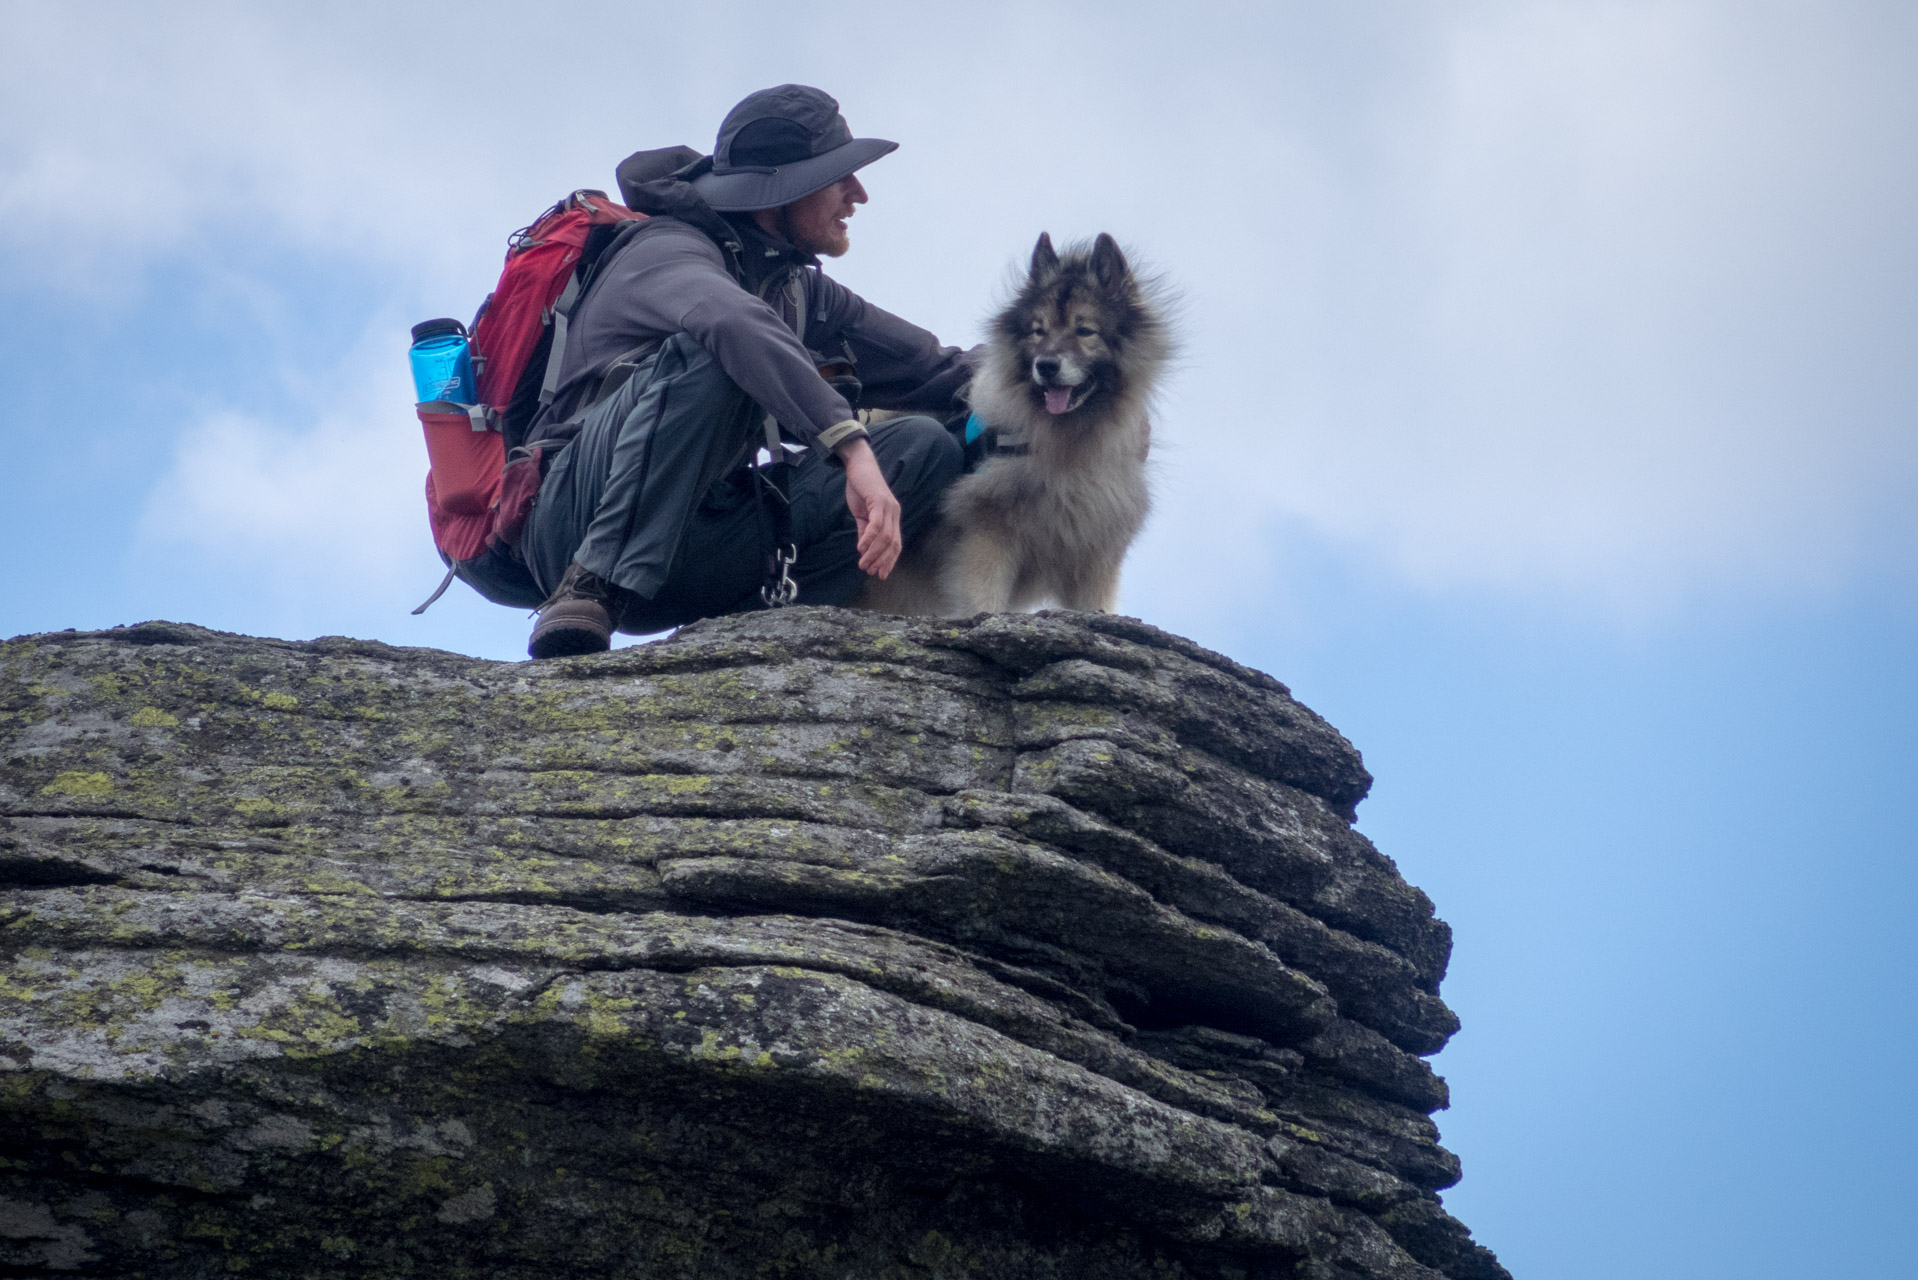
[1090,233,1128,291]
[1030,232,1059,280]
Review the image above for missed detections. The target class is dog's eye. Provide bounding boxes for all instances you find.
[1074,325,1098,338]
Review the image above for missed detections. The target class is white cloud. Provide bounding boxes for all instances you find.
[8,0,1915,632]
[1131,0,1918,620]
[135,328,426,602]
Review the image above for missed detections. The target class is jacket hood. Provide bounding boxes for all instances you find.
[614,146,738,248]
[617,145,823,292]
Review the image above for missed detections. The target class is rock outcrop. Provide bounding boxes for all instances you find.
[0,609,1506,1279]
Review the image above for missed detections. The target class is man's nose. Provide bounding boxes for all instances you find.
[846,175,868,204]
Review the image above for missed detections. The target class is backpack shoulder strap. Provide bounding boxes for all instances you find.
[536,218,649,408]
[786,271,809,347]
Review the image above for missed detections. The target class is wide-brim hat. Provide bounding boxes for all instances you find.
[691,84,896,213]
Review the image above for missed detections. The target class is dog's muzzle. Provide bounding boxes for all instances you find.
[1031,358,1093,415]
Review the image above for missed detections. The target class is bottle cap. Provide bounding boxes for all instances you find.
[410,318,466,344]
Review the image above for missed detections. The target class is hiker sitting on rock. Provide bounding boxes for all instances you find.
[507,85,971,658]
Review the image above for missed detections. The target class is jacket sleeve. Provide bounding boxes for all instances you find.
[586,226,864,454]
[807,274,978,415]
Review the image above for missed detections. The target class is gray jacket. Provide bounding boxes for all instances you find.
[531,147,974,455]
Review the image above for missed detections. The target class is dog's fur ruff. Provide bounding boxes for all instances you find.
[860,231,1172,616]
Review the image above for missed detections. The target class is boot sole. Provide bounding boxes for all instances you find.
[528,623,613,660]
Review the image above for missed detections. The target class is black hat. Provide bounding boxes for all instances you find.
[690,84,896,213]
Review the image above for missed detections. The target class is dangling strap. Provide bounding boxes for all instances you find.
[754,268,816,610]
[411,564,459,615]
[756,413,798,609]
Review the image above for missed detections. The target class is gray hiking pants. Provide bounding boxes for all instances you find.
[521,333,962,636]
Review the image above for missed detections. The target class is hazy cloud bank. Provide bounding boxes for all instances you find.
[6,0,1912,628]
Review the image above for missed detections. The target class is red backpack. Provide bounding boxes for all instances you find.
[414,190,645,608]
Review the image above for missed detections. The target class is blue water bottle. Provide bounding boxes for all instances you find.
[409,318,477,404]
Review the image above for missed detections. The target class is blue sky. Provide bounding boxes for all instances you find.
[3,3,1914,1275]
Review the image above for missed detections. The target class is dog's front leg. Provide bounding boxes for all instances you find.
[855,544,945,616]
[944,530,1020,615]
[1058,558,1123,614]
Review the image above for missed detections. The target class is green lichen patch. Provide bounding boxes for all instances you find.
[39,772,114,798]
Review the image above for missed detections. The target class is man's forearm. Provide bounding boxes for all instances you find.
[833,435,902,578]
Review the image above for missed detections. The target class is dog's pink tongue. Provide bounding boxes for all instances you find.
[1044,387,1072,415]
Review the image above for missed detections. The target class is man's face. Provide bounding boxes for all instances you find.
[782,174,867,258]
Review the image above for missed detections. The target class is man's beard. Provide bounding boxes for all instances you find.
[810,227,850,257]
[781,202,849,258]
[794,217,849,258]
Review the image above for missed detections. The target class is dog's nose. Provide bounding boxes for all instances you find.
[1033,358,1061,381]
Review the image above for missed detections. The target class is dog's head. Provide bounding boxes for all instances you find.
[993,232,1165,424]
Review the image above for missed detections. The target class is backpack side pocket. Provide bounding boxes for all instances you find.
[420,401,503,561]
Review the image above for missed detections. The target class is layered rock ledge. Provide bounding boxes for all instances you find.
[0,609,1507,1279]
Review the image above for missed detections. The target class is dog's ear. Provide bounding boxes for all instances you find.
[1091,233,1128,292]
[1030,232,1059,280]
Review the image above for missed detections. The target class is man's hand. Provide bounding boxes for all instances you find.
[835,436,902,578]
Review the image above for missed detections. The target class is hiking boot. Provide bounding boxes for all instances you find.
[528,564,623,659]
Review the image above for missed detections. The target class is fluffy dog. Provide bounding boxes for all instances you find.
[861,231,1171,616]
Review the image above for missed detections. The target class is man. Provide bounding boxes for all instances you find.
[513,85,971,658]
